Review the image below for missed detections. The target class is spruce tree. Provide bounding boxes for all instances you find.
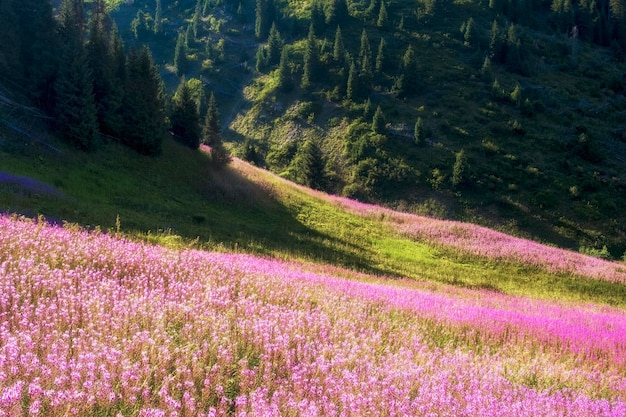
[375,37,386,73]
[451,149,468,188]
[277,45,293,92]
[414,117,424,145]
[174,32,188,76]
[154,0,163,35]
[15,0,60,111]
[267,23,283,66]
[372,105,386,134]
[290,139,326,189]
[333,26,346,62]
[55,0,98,150]
[202,92,221,146]
[123,46,166,155]
[311,2,326,35]
[192,0,202,38]
[346,60,359,100]
[301,25,320,89]
[325,0,349,25]
[377,0,388,27]
[255,0,273,40]
[171,79,201,149]
[396,45,418,96]
[88,12,124,138]
[358,29,372,69]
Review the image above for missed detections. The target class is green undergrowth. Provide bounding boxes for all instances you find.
[1,137,625,309]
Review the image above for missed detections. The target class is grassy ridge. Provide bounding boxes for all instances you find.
[1,137,626,308]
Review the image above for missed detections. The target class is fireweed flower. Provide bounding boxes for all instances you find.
[0,215,625,416]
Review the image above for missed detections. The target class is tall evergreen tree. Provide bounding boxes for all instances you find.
[451,149,468,187]
[290,139,326,189]
[372,105,386,134]
[346,59,360,100]
[333,26,346,62]
[395,44,418,96]
[55,0,98,150]
[88,10,124,138]
[375,37,387,73]
[325,0,349,25]
[267,23,283,66]
[192,0,202,38]
[171,79,201,149]
[174,31,188,76]
[311,2,326,35]
[277,45,293,92]
[154,0,163,35]
[255,0,273,40]
[14,0,60,111]
[123,46,166,155]
[358,29,372,69]
[377,0,388,27]
[202,92,221,146]
[301,25,320,89]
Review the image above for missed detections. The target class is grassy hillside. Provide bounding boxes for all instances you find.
[2,128,626,308]
[101,0,626,260]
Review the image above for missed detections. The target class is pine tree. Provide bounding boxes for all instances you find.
[192,0,202,38]
[451,149,468,188]
[311,2,326,35]
[55,0,98,150]
[202,92,221,146]
[87,11,124,138]
[290,139,326,189]
[489,20,505,63]
[372,105,386,134]
[375,37,386,73]
[301,25,320,89]
[255,0,273,40]
[333,26,346,62]
[358,29,372,69]
[14,0,60,111]
[395,44,418,96]
[377,0,388,27]
[154,0,163,34]
[277,45,293,92]
[325,0,349,25]
[171,79,201,149]
[267,23,283,66]
[123,46,166,155]
[346,59,360,100]
[174,31,188,76]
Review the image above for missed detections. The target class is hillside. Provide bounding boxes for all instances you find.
[1,194,626,415]
[99,0,626,259]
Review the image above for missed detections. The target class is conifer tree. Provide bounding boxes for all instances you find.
[375,37,386,73]
[451,149,468,187]
[267,23,283,66]
[290,139,326,189]
[255,0,273,40]
[311,2,326,35]
[372,105,386,134]
[377,0,388,27]
[346,60,359,100]
[302,25,320,89]
[123,46,166,155]
[192,0,202,38]
[202,92,221,146]
[13,0,59,111]
[333,26,346,62]
[55,0,98,150]
[256,46,269,72]
[174,31,188,76]
[171,79,201,149]
[358,29,372,69]
[325,0,349,25]
[88,12,124,138]
[395,44,418,96]
[277,45,293,92]
[154,0,163,35]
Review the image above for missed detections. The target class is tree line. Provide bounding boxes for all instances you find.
[0,0,227,162]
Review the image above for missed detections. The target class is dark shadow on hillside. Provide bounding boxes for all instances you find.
[187,155,392,276]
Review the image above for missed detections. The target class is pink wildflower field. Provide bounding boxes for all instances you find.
[330,196,626,284]
[1,215,626,416]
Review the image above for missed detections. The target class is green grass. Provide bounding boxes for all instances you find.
[2,136,625,309]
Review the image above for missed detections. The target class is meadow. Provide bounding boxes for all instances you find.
[1,214,626,416]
